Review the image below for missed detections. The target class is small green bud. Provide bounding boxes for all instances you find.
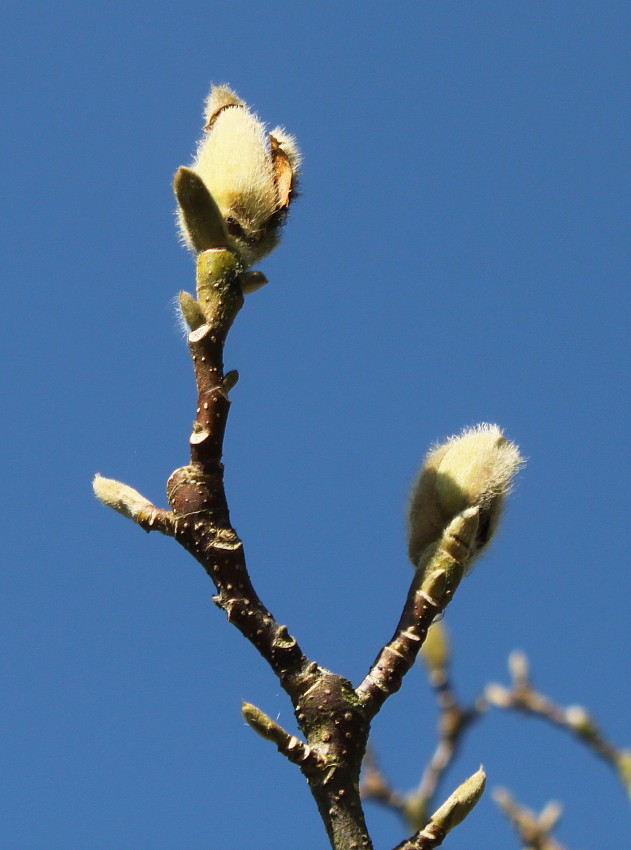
[222,370,239,393]
[178,290,206,331]
[239,270,269,295]
[429,767,486,834]
[408,424,523,569]
[241,701,280,743]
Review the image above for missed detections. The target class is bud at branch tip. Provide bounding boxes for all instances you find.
[175,84,301,269]
[408,423,524,571]
[92,474,152,522]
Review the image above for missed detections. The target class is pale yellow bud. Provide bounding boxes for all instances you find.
[177,85,300,267]
[429,767,486,834]
[92,474,152,522]
[564,705,596,735]
[408,424,523,569]
[484,683,513,708]
[616,750,631,799]
[537,800,563,831]
[508,650,529,684]
[420,620,450,674]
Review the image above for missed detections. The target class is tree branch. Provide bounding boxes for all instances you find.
[493,788,566,850]
[485,652,629,794]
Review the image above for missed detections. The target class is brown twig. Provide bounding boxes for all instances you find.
[493,787,566,850]
[96,237,482,849]
[392,822,447,850]
[356,569,446,717]
[361,620,484,833]
[485,652,625,784]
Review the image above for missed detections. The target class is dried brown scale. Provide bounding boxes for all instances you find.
[392,822,447,850]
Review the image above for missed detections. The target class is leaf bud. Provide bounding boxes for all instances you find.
[508,650,530,685]
[484,683,513,708]
[429,767,486,834]
[564,705,596,736]
[92,474,153,521]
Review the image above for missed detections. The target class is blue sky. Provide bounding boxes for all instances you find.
[2,2,629,848]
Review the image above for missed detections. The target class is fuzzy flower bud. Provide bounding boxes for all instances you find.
[176,84,300,267]
[408,424,524,569]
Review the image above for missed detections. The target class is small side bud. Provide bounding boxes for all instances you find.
[222,370,239,393]
[408,424,523,569]
[508,650,530,685]
[178,290,206,331]
[93,474,153,522]
[537,800,563,831]
[484,683,513,708]
[239,270,269,295]
[429,767,486,834]
[242,701,280,743]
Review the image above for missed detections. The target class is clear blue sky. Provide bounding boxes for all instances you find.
[2,2,629,848]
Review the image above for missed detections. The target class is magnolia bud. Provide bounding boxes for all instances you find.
[176,85,300,268]
[429,767,486,834]
[408,424,523,569]
[564,705,596,736]
[92,474,153,521]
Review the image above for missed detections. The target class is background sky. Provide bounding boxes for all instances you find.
[2,2,629,848]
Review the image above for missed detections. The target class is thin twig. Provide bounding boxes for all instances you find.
[493,787,566,850]
[486,652,626,785]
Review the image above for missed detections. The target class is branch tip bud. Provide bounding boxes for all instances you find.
[429,767,486,834]
[484,683,512,707]
[408,424,524,570]
[177,85,300,268]
[241,701,279,743]
[564,705,596,735]
[508,650,529,684]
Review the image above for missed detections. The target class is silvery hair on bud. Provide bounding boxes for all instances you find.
[408,423,524,568]
[177,84,300,267]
